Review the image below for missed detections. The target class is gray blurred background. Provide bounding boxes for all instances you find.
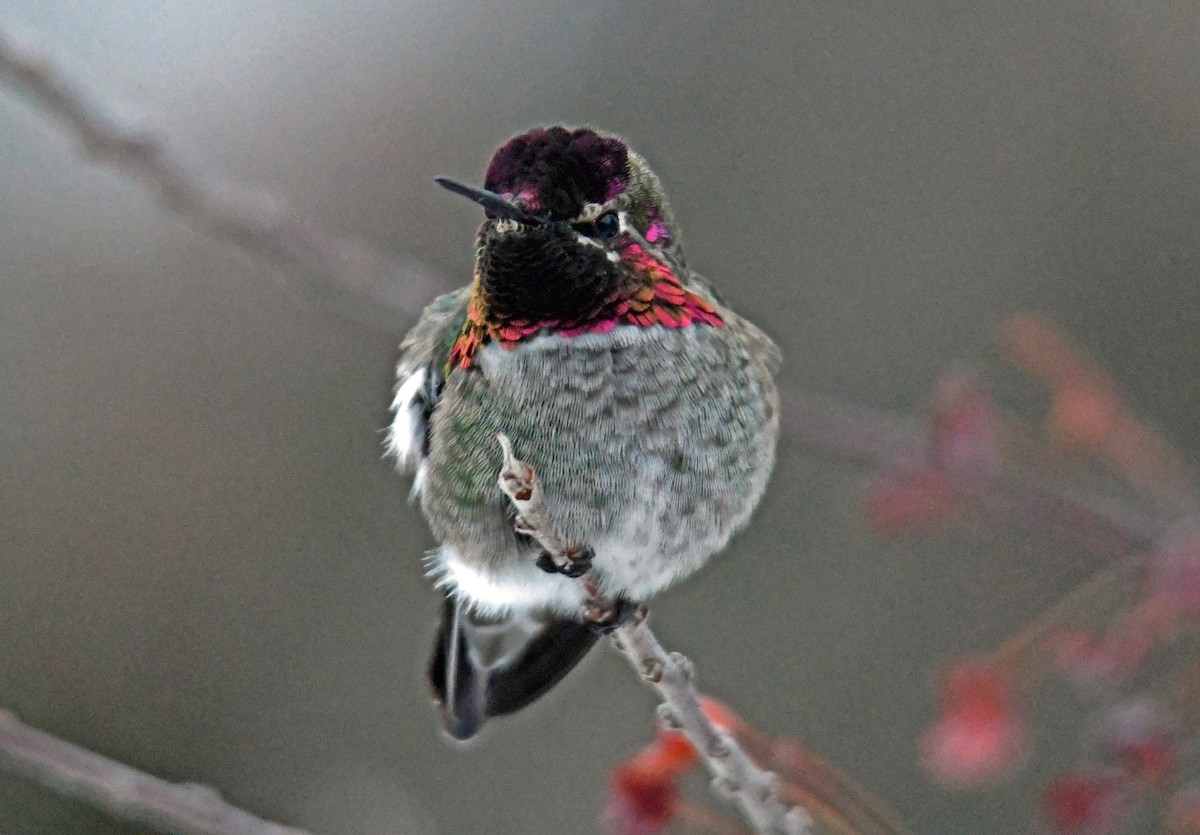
[2,2,1199,832]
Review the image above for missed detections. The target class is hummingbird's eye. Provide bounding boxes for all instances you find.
[594,211,620,241]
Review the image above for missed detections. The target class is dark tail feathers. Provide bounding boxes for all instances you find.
[428,595,599,740]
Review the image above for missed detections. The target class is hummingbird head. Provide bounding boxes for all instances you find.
[436,126,687,328]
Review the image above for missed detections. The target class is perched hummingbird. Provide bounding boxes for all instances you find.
[387,126,780,739]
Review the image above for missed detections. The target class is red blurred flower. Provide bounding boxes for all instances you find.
[606,758,681,835]
[604,697,742,834]
[920,661,1025,787]
[864,468,962,537]
[1042,771,1128,834]
[1101,698,1177,786]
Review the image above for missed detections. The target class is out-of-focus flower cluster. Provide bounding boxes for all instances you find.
[605,697,742,835]
[605,696,911,835]
[868,314,1200,832]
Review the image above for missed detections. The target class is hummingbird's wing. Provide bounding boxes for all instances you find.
[428,594,599,740]
[386,287,472,489]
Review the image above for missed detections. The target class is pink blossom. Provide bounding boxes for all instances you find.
[920,662,1025,787]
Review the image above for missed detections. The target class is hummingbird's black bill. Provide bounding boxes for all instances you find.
[434,176,542,224]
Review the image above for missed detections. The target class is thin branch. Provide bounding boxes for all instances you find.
[611,619,814,835]
[0,24,444,330]
[0,710,314,835]
[496,435,812,835]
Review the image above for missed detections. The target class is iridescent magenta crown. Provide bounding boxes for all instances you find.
[483,126,629,220]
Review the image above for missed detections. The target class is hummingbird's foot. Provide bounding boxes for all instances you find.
[583,598,634,634]
[534,544,594,578]
[581,591,635,635]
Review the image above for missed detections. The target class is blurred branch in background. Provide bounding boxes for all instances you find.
[5,18,1200,835]
[0,24,443,332]
[878,317,1200,832]
[0,710,313,835]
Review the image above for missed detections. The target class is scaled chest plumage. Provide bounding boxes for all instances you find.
[406,298,778,616]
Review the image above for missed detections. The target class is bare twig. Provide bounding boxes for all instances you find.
[0,24,444,330]
[0,710,314,835]
[496,435,812,835]
[612,618,814,835]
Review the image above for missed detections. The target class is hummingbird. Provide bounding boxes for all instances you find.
[387,125,780,739]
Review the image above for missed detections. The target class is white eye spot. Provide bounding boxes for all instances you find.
[573,231,605,249]
[606,250,619,262]
[493,219,519,234]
